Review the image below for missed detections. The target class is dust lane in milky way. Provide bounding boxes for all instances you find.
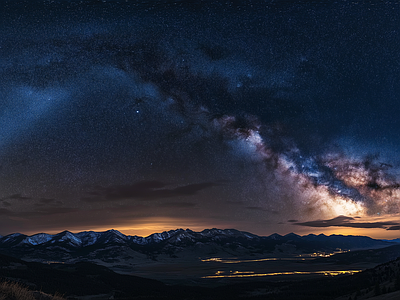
[0,1,400,238]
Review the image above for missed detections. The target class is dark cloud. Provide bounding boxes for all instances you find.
[295,215,354,227]
[36,207,78,215]
[172,183,219,196]
[80,197,97,202]
[159,202,196,208]
[288,219,298,223]
[246,206,267,211]
[1,194,32,201]
[295,216,400,230]
[246,207,279,214]
[82,180,220,202]
[19,207,79,217]
[0,208,12,216]
[387,225,400,231]
[0,206,78,220]
[1,195,63,207]
[34,198,62,207]
[225,200,244,205]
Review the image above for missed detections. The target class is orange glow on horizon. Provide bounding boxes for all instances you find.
[19,223,400,240]
[14,214,400,240]
[34,217,234,238]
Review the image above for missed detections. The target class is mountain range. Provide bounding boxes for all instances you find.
[0,228,397,266]
[1,229,400,299]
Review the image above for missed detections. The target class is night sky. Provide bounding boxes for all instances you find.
[1,0,400,238]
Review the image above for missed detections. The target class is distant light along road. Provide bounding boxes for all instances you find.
[201,257,312,263]
[201,251,349,264]
[202,270,362,278]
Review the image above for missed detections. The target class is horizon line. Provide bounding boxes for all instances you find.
[1,227,397,240]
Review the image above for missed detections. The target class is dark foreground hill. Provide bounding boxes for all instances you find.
[0,253,169,298]
[1,251,400,300]
[0,280,64,300]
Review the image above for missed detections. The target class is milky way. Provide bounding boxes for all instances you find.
[1,0,400,237]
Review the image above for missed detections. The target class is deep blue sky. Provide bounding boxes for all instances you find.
[1,0,400,238]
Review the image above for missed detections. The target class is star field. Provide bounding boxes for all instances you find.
[1,0,400,238]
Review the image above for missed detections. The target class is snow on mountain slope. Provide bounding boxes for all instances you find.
[21,233,53,245]
[129,235,147,245]
[145,229,184,243]
[0,229,395,257]
[2,233,24,241]
[75,231,101,246]
[56,231,82,247]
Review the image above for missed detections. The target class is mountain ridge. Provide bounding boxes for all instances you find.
[0,228,395,265]
[1,228,396,245]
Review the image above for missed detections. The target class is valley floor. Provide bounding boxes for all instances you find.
[108,255,378,286]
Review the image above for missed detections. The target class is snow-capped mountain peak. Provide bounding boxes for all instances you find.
[56,231,82,246]
[0,228,395,266]
[75,231,102,246]
[106,229,127,240]
[4,233,24,239]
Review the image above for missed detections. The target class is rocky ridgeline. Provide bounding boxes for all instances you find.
[0,229,396,264]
